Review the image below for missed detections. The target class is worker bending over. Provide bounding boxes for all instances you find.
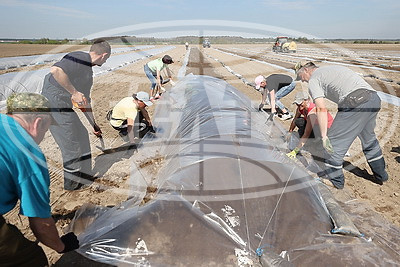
[144,55,175,100]
[108,91,154,144]
[295,61,388,189]
[254,74,296,120]
[286,91,334,165]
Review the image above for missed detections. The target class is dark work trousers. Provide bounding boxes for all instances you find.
[295,117,315,139]
[0,216,48,266]
[111,111,150,140]
[325,93,388,189]
[295,117,326,171]
[42,75,92,190]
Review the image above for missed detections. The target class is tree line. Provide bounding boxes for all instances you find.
[4,36,400,45]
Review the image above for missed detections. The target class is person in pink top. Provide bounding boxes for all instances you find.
[286,91,333,159]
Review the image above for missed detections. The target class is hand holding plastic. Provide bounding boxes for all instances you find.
[60,232,79,253]
[286,148,299,159]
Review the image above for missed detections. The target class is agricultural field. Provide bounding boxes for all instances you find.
[1,42,400,265]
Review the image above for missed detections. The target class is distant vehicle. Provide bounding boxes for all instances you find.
[272,36,297,53]
[203,38,211,48]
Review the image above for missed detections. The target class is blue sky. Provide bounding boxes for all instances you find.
[0,0,399,39]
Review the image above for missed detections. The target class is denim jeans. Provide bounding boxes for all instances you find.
[144,64,157,90]
[268,81,296,111]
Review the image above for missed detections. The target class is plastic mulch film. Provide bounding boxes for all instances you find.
[70,75,400,266]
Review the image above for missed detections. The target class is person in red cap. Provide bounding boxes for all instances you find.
[144,55,175,100]
[254,74,296,120]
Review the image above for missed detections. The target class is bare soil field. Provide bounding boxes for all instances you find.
[1,43,400,266]
[0,43,93,58]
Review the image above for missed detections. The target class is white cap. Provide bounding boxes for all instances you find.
[136,91,153,106]
[254,75,265,90]
[293,91,309,105]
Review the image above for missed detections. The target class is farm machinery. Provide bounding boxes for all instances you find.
[272,36,297,53]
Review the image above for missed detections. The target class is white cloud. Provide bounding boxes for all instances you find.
[0,0,94,18]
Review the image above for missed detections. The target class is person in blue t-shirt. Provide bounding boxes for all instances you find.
[0,93,79,266]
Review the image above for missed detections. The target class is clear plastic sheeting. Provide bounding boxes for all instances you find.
[70,75,400,266]
[109,45,154,55]
[93,46,175,76]
[0,53,67,70]
[0,46,154,70]
[0,69,50,106]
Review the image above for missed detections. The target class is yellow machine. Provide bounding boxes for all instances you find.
[272,37,297,53]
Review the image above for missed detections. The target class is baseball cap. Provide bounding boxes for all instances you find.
[294,61,316,81]
[136,91,153,106]
[6,93,57,124]
[254,75,265,90]
[294,61,305,81]
[293,91,309,105]
[162,55,174,64]
[294,61,304,72]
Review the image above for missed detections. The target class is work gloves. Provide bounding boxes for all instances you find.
[322,137,334,154]
[286,147,300,159]
[60,232,79,253]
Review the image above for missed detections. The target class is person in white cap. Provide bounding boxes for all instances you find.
[254,74,296,120]
[108,91,154,143]
[286,91,333,160]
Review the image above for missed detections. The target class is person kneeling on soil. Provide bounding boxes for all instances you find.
[0,93,79,266]
[286,91,334,163]
[108,91,154,144]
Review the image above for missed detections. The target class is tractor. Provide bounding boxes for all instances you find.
[272,36,297,53]
[202,38,211,48]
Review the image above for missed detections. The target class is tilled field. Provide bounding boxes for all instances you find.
[2,43,400,266]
